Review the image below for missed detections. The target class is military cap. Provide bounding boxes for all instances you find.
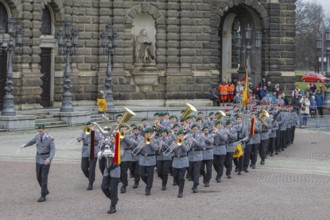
[141,117,147,121]
[196,117,202,121]
[158,112,165,116]
[85,121,92,126]
[161,128,168,133]
[172,123,180,129]
[176,129,184,135]
[208,112,215,116]
[144,127,153,134]
[215,120,222,126]
[37,124,45,129]
[190,123,198,129]
[154,112,160,116]
[116,114,123,119]
[202,125,209,131]
[225,120,231,125]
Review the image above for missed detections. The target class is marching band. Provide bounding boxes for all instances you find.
[74,102,298,214]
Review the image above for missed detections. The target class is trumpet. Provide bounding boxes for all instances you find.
[119,127,134,139]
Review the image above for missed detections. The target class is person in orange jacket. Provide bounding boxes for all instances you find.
[227,82,235,103]
[218,79,228,106]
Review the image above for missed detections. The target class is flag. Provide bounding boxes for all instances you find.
[113,131,121,165]
[97,98,107,112]
[241,59,251,107]
[250,117,255,136]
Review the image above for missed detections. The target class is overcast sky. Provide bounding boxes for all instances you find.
[303,0,330,16]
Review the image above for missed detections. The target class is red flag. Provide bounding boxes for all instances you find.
[250,117,255,136]
[113,131,121,165]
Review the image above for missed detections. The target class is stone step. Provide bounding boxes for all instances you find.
[35,117,60,123]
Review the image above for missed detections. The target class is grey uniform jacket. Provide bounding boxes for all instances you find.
[131,134,144,162]
[269,119,279,138]
[80,131,101,158]
[188,132,205,162]
[225,127,237,152]
[172,141,190,169]
[102,144,121,178]
[277,111,287,131]
[120,135,135,162]
[202,133,214,160]
[260,117,272,140]
[25,132,55,165]
[157,136,173,161]
[212,128,227,155]
[248,119,261,145]
[138,140,158,166]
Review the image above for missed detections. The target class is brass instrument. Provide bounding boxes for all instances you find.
[216,110,226,120]
[131,132,156,156]
[119,127,134,139]
[181,103,197,119]
[258,110,269,132]
[152,120,160,130]
[163,136,185,156]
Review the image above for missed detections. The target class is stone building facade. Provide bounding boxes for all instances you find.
[0,0,296,110]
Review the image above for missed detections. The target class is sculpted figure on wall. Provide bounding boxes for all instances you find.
[135,28,155,64]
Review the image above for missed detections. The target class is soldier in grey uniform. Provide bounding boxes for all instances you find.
[268,112,279,156]
[138,127,158,195]
[118,125,135,193]
[248,112,262,169]
[156,128,173,190]
[188,123,205,193]
[259,112,272,165]
[130,125,144,189]
[277,108,287,152]
[172,129,191,198]
[233,116,249,175]
[212,120,227,182]
[224,120,237,178]
[77,121,101,190]
[200,126,214,187]
[99,134,121,214]
[20,124,55,202]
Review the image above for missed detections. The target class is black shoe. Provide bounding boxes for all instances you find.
[192,188,198,193]
[235,167,238,172]
[204,182,210,187]
[177,192,183,198]
[275,152,279,155]
[145,190,151,196]
[237,171,241,175]
[244,169,249,173]
[188,177,192,181]
[227,174,231,179]
[260,160,265,165]
[120,186,126,193]
[129,174,134,178]
[216,177,221,183]
[270,154,273,157]
[37,196,46,202]
[107,206,116,214]
[162,185,166,191]
[251,165,256,169]
[87,183,93,190]
[133,182,139,189]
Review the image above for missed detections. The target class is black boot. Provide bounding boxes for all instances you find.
[87,182,93,190]
[37,196,46,202]
[120,185,126,193]
[162,183,166,191]
[177,191,183,198]
[133,182,139,189]
[107,205,116,214]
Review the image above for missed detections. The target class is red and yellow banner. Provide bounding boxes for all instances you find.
[113,131,121,165]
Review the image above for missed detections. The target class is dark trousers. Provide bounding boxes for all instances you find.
[233,156,243,172]
[260,139,268,161]
[251,143,260,166]
[129,161,135,177]
[224,152,233,175]
[291,126,296,144]
[190,161,201,187]
[317,106,323,117]
[139,165,155,191]
[172,168,186,193]
[81,157,97,184]
[275,133,281,153]
[99,157,106,175]
[120,161,131,187]
[101,175,119,207]
[280,130,286,150]
[286,128,291,147]
[243,144,252,170]
[213,154,226,179]
[200,159,213,183]
[269,137,276,155]
[156,160,171,186]
[132,161,140,184]
[36,163,50,196]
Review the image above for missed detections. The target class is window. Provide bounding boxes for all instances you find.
[40,7,51,35]
[0,3,8,32]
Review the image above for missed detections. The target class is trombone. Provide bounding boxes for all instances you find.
[131,132,156,156]
[163,134,188,156]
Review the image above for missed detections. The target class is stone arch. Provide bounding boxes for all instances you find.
[0,0,21,18]
[125,2,165,26]
[39,0,64,23]
[216,0,269,29]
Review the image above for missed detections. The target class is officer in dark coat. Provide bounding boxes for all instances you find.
[20,124,55,202]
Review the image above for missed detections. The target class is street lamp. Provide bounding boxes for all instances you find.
[323,29,330,108]
[245,24,252,61]
[0,18,24,116]
[100,20,117,109]
[57,19,79,112]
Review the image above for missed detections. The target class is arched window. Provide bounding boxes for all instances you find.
[40,7,51,35]
[0,3,8,32]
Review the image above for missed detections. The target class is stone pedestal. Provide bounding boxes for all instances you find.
[0,115,35,131]
[132,67,160,93]
[58,112,91,125]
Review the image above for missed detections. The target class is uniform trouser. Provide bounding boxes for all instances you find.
[120,161,131,187]
[172,168,186,193]
[233,156,243,172]
[243,144,252,170]
[251,143,260,166]
[81,157,97,184]
[101,175,119,207]
[99,157,106,175]
[275,133,281,153]
[260,139,269,161]
[224,152,234,175]
[269,137,276,154]
[213,154,226,179]
[139,165,155,191]
[133,161,140,184]
[280,130,286,150]
[129,161,135,178]
[36,163,50,196]
[200,160,213,183]
[156,160,171,186]
[291,126,296,144]
[190,161,201,187]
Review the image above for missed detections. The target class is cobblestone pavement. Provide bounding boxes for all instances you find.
[1,127,330,220]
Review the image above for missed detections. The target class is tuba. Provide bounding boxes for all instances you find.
[216,110,226,120]
[181,103,198,119]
